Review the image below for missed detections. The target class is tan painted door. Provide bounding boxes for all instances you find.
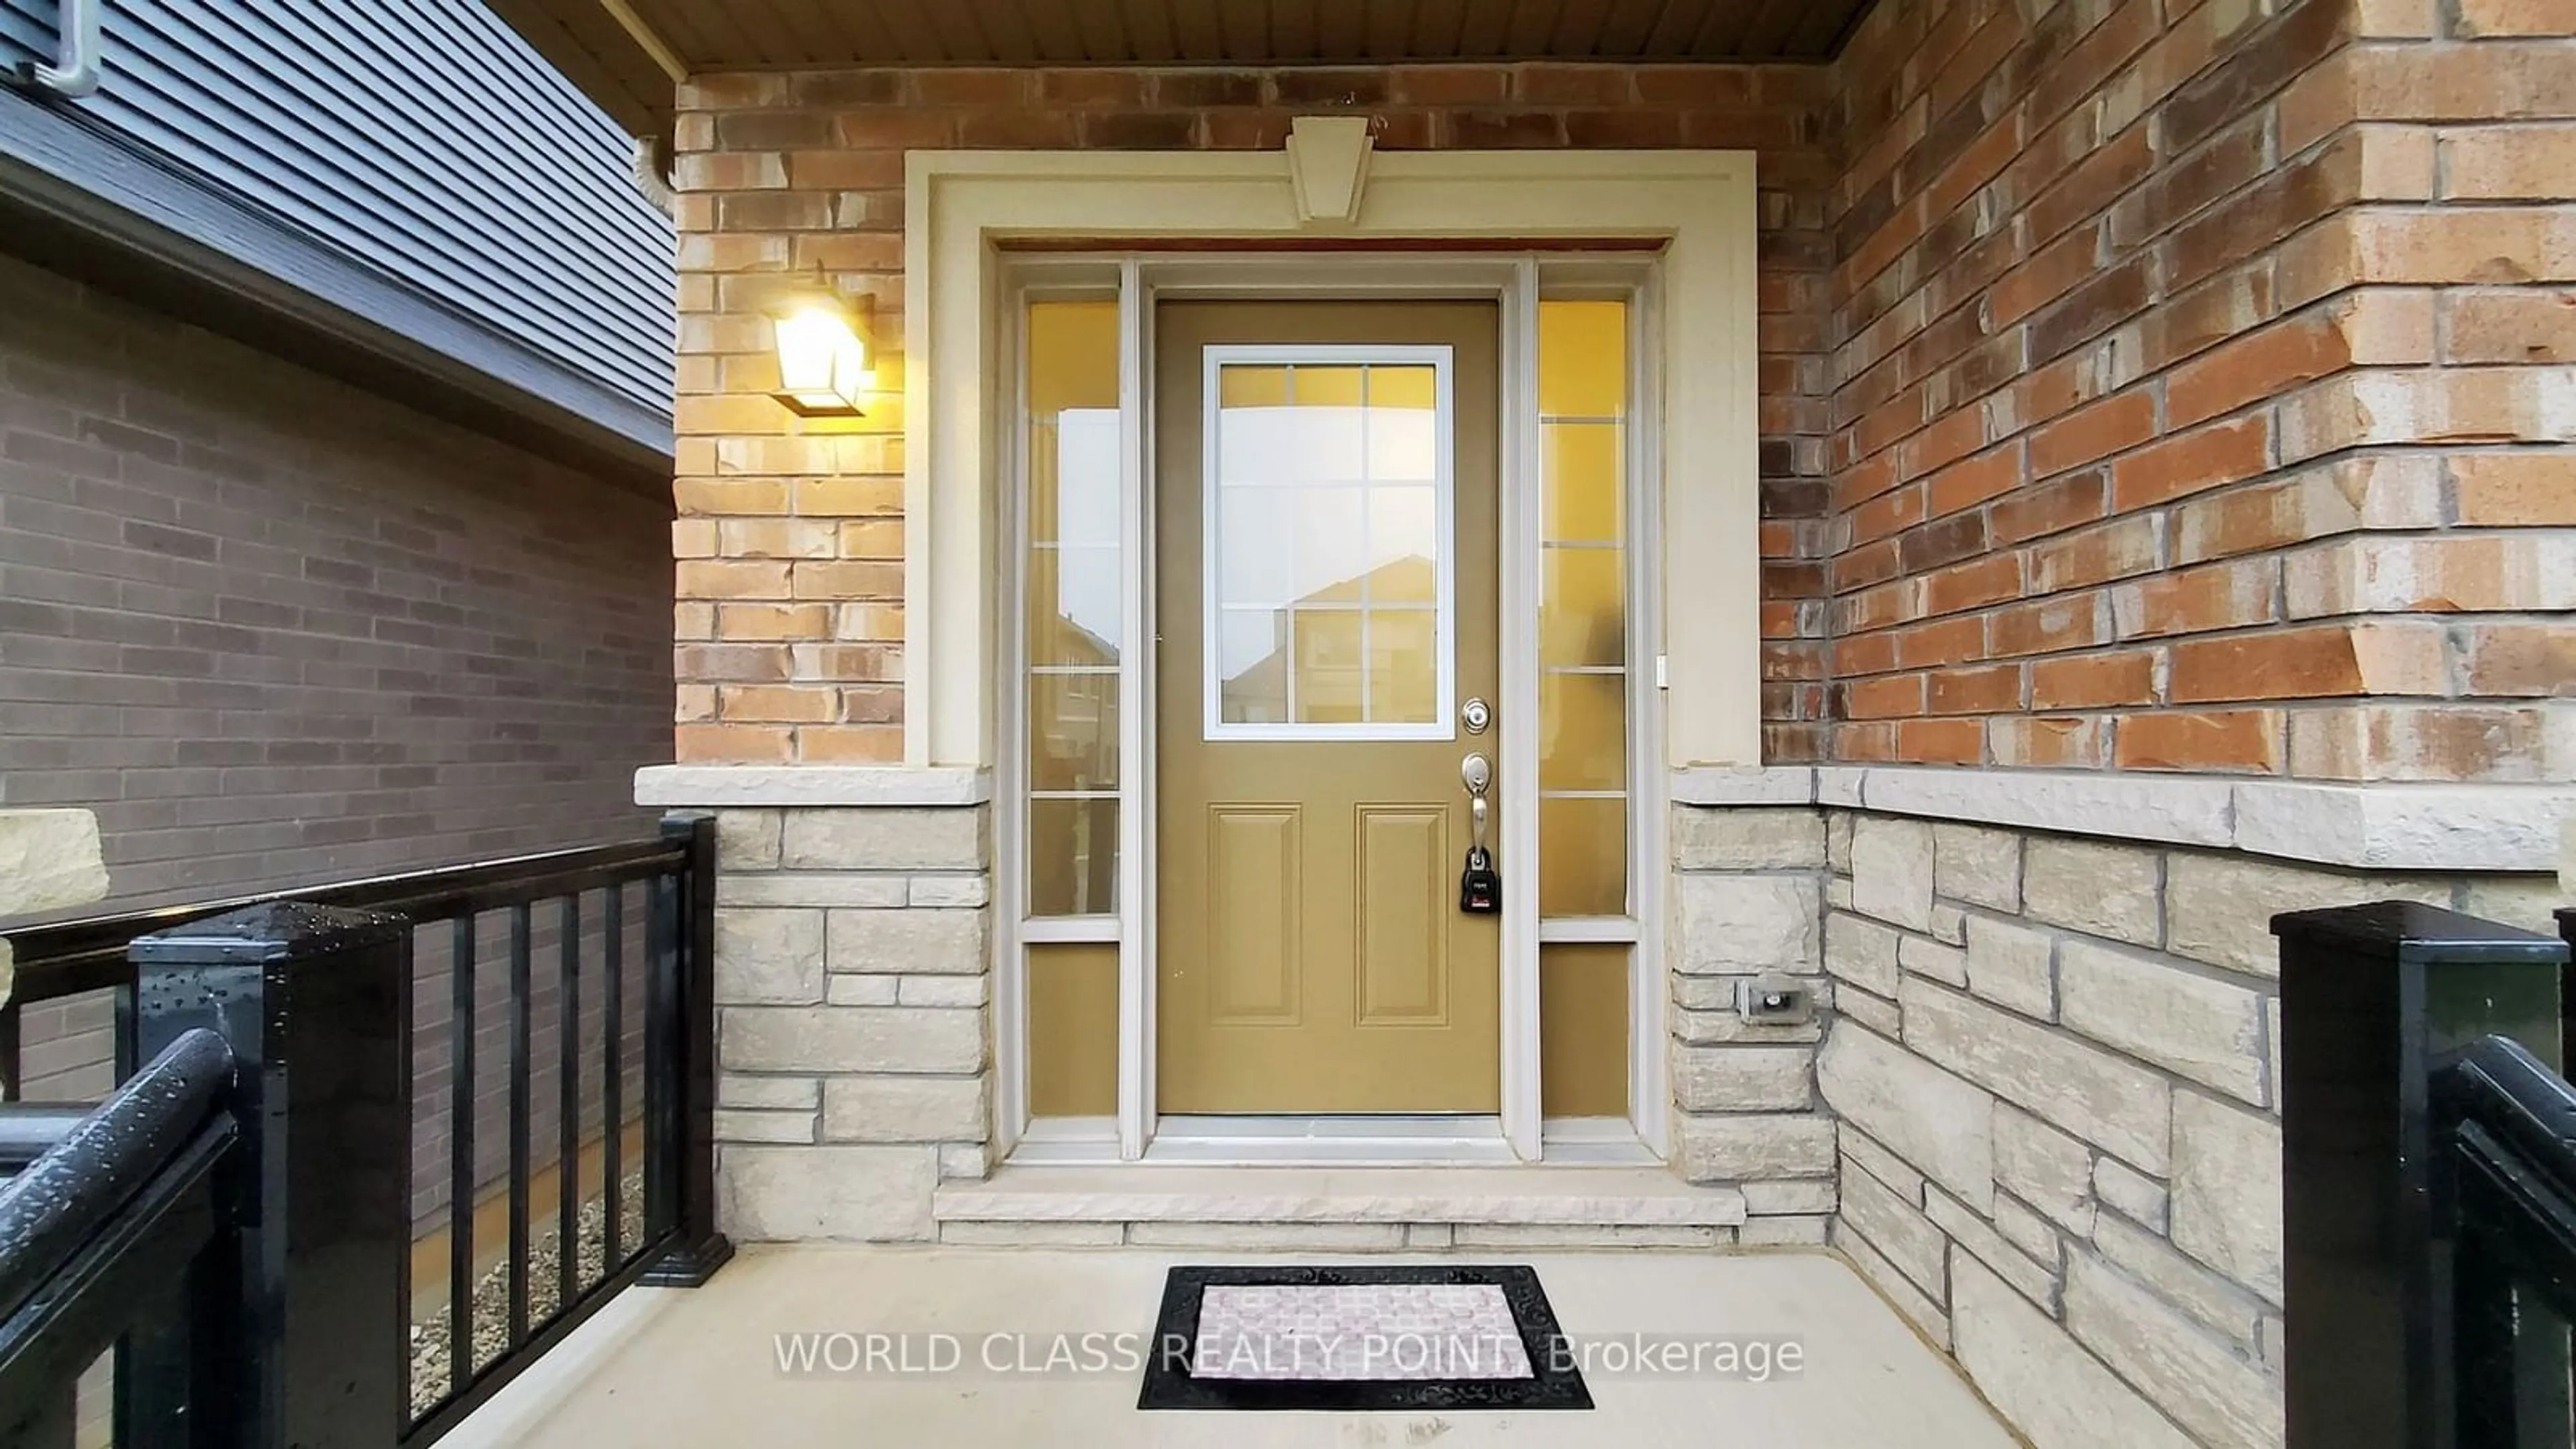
[1156,301,1501,1114]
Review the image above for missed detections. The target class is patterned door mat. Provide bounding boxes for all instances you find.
[1136,1265,1593,1411]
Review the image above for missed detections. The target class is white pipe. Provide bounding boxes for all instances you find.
[27,0,101,98]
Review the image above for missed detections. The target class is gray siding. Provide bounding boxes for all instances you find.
[2,0,673,416]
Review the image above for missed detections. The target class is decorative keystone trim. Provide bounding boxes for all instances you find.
[1668,767,2576,873]
[634,765,990,808]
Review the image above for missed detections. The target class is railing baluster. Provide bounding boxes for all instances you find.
[1,1005,21,1102]
[601,885,623,1272]
[557,893,582,1316]
[643,871,678,1244]
[448,914,477,1391]
[506,903,533,1352]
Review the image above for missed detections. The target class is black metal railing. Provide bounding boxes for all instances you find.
[2277,900,2576,1449]
[0,1029,240,1447]
[0,814,731,1447]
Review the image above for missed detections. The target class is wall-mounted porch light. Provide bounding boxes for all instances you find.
[770,304,873,416]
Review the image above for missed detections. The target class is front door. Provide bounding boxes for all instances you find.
[1155,301,1501,1114]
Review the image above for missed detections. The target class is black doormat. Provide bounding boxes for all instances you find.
[1136,1263,1593,1411]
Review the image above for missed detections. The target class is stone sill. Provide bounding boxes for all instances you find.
[1672,766,2576,874]
[935,1165,1748,1228]
[635,765,989,808]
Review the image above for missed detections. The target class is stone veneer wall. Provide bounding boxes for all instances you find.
[702,804,992,1240]
[1667,805,1839,1245]
[1800,804,2558,1449]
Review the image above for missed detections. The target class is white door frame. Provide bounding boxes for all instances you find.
[913,147,1762,1167]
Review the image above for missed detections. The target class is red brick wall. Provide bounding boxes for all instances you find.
[670,64,1838,764]
[1823,0,2575,780]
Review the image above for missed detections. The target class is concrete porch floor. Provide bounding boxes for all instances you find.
[444,1246,2019,1447]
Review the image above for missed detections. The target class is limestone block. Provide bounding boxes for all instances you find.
[908,874,991,908]
[2059,940,2268,1106]
[1127,1223,1407,1250]
[2096,1157,2170,1232]
[714,1108,817,1144]
[1827,812,1854,871]
[2023,837,2162,947]
[1676,1113,1837,1181]
[2092,1211,2267,1350]
[1673,1044,1815,1112]
[0,809,109,918]
[1824,911,1901,996]
[938,1142,990,1180]
[828,908,987,975]
[1992,1193,2063,1268]
[824,1075,989,1143]
[2063,1252,2284,1449]
[827,975,899,1006]
[1671,1006,1824,1046]
[1738,1215,1829,1246]
[1840,1157,1947,1296]
[718,1144,938,1240]
[1933,822,2023,911]
[725,1006,987,1075]
[714,907,826,1005]
[783,807,984,871]
[2165,852,2449,979]
[1835,1222,1950,1350]
[719,873,909,909]
[1927,1187,2059,1309]
[719,1073,820,1110]
[1930,903,1967,945]
[1951,1257,2199,1449]
[2459,874,2567,934]
[941,1221,1123,1246]
[1671,806,1827,870]
[1900,977,2173,1173]
[1839,1123,1926,1201]
[1818,1024,1994,1208]
[1899,935,1968,987]
[1966,916,2057,1019]
[1825,877,1854,910]
[1850,816,1937,931]
[1671,873,1822,974]
[1837,984,1901,1036]
[1994,1104,2095,1236]
[714,808,782,870]
[899,974,989,1008]
[2171,1091,2284,1307]
[1740,1179,1838,1215]
[1454,1224,1729,1249]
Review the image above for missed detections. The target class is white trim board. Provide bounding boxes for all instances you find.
[1670,766,2576,873]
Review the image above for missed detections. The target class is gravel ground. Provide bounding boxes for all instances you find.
[410,1175,647,1417]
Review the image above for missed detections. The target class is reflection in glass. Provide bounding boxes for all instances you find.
[1538,298,1631,921]
[1543,423,1622,543]
[1028,672,1118,793]
[1538,796,1627,916]
[1210,359,1448,729]
[1540,547,1625,667]
[1026,300,1123,916]
[1540,672,1627,792]
[1028,798,1118,916]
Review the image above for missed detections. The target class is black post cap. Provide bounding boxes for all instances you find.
[127,901,407,965]
[2271,900,2569,963]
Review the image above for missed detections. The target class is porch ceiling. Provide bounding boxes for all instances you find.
[485,0,1871,141]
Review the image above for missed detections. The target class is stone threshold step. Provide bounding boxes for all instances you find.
[933,1165,1748,1228]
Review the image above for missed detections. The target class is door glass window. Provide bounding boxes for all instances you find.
[1205,350,1454,739]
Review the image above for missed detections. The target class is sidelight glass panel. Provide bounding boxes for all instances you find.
[1540,672,1629,792]
[1538,299,1631,920]
[1025,300,1123,915]
[1207,353,1452,734]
